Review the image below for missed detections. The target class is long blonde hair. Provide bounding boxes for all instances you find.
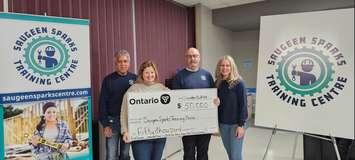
[136,60,160,83]
[215,55,242,88]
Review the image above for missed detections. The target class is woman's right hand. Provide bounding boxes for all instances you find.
[122,132,130,143]
[31,135,40,146]
[235,126,245,139]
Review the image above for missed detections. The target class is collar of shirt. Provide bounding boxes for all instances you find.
[185,67,199,72]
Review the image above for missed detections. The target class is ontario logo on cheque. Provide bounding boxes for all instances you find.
[12,27,79,85]
[266,36,348,107]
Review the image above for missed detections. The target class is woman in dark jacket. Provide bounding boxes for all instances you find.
[215,55,248,160]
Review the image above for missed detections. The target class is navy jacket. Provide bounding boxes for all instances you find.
[99,72,137,130]
[217,80,248,126]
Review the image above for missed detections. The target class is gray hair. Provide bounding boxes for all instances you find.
[114,49,130,61]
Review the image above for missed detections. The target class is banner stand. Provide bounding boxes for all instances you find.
[0,12,92,159]
[262,125,277,160]
[291,132,299,160]
[163,148,183,160]
[262,124,341,160]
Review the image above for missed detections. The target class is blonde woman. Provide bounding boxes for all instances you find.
[215,55,248,160]
[120,60,168,160]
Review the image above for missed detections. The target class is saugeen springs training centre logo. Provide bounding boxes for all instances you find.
[12,27,79,85]
[265,36,348,107]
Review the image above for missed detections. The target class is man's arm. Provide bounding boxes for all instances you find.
[208,72,215,88]
[99,77,110,127]
[171,74,182,89]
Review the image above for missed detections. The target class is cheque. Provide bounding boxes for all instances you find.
[127,88,218,141]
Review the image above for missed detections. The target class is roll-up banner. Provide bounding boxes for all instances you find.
[0,12,93,159]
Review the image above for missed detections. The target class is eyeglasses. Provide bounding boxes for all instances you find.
[186,54,200,58]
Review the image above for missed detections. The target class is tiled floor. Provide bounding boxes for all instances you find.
[99,123,304,160]
[163,127,303,160]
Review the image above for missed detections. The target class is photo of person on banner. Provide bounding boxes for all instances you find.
[30,102,72,160]
[4,99,91,160]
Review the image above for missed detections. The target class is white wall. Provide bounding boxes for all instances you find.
[231,30,259,88]
[195,4,259,87]
[195,4,234,76]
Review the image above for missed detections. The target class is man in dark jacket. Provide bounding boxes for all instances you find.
[99,50,137,160]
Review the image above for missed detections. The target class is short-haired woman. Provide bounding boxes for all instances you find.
[121,60,169,160]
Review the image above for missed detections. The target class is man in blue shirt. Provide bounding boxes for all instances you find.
[99,50,137,160]
[172,47,214,160]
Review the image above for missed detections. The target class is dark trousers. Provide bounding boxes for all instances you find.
[182,134,211,160]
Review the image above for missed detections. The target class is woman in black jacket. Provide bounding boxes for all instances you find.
[215,55,248,160]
